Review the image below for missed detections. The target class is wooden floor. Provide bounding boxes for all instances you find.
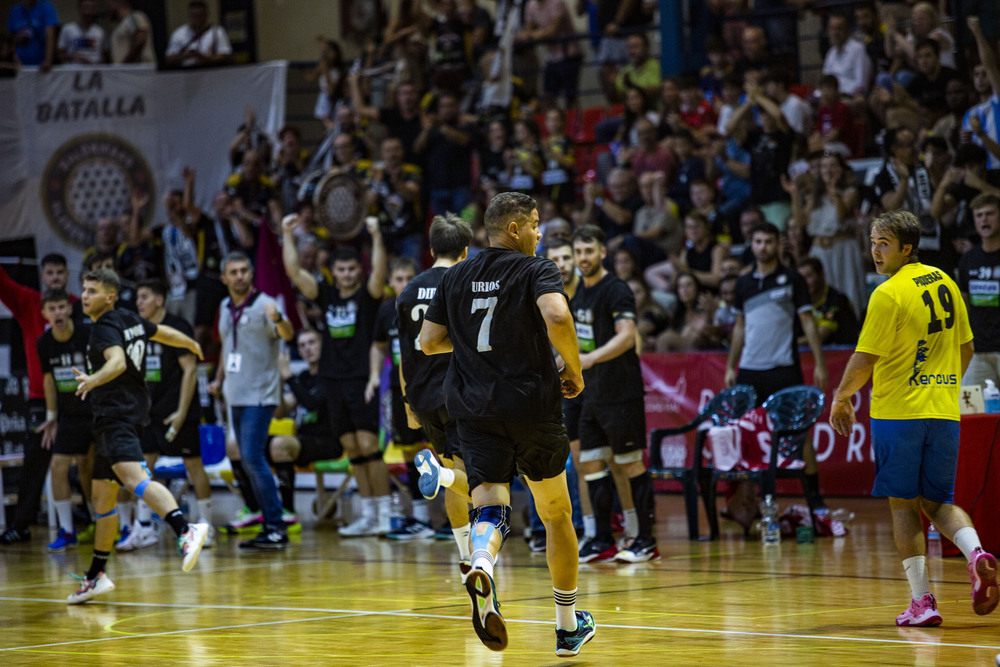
[0,493,998,666]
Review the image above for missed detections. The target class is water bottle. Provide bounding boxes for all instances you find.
[389,492,406,532]
[984,380,1000,414]
[831,508,855,523]
[760,494,780,545]
[927,523,942,559]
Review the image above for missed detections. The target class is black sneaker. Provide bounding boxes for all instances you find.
[528,534,546,552]
[614,536,661,563]
[238,528,289,551]
[578,538,617,563]
[0,527,31,545]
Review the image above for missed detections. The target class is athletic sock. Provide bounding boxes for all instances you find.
[471,549,495,577]
[412,499,430,524]
[582,514,596,540]
[86,550,109,580]
[553,587,578,630]
[623,508,638,540]
[376,495,392,523]
[453,524,471,560]
[136,500,152,527]
[361,495,376,520]
[903,555,931,599]
[437,464,456,488]
[629,471,655,540]
[275,462,296,513]
[55,499,74,534]
[953,527,983,561]
[118,501,135,531]
[164,509,189,537]
[195,498,212,524]
[585,472,614,542]
[230,460,260,512]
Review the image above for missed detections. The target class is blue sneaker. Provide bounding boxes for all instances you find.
[465,568,507,651]
[414,448,442,500]
[47,528,78,553]
[555,610,596,657]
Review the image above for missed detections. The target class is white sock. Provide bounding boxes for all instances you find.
[118,501,135,530]
[453,524,471,560]
[623,509,638,539]
[553,587,578,630]
[439,466,456,488]
[583,514,596,539]
[376,495,392,521]
[196,498,213,524]
[952,527,982,561]
[55,499,74,533]
[361,496,376,520]
[136,500,152,526]
[471,548,494,577]
[903,556,930,599]
[412,500,430,523]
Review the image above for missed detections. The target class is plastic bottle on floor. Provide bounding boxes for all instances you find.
[760,495,780,545]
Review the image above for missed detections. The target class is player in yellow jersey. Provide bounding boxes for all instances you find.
[831,210,998,626]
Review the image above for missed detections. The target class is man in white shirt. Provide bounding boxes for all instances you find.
[763,67,812,136]
[108,0,155,64]
[164,0,232,69]
[962,17,1000,170]
[822,13,873,100]
[57,0,106,64]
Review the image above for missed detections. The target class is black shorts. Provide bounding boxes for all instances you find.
[578,398,647,464]
[391,387,423,446]
[141,417,201,458]
[93,416,145,482]
[53,416,94,456]
[563,395,583,442]
[458,417,570,493]
[736,365,804,408]
[543,55,582,102]
[324,377,379,438]
[414,406,460,460]
[195,275,228,328]
[267,433,343,467]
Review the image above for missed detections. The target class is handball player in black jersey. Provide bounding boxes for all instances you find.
[420,192,596,656]
[67,269,209,604]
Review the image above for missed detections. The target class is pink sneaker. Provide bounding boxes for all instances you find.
[969,548,999,616]
[895,594,942,627]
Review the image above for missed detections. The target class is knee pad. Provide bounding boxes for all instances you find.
[469,504,512,548]
[135,478,151,499]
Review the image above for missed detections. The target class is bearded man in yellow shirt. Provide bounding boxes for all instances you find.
[831,210,998,627]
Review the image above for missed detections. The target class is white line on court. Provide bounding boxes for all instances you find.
[2,596,999,653]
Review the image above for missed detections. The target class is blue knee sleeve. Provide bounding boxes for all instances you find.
[135,478,151,499]
[469,504,512,552]
[95,507,117,519]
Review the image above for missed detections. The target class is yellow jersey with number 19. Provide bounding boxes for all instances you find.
[855,262,973,420]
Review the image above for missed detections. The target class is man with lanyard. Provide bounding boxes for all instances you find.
[208,252,294,550]
[37,289,94,552]
[282,214,390,536]
[570,224,657,564]
[68,268,208,604]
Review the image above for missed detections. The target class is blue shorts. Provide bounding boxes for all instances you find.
[870,418,959,503]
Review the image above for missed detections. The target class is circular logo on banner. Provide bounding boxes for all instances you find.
[41,133,154,247]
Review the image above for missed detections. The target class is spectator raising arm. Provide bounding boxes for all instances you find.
[281,214,319,301]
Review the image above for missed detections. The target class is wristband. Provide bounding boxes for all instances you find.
[46,410,57,422]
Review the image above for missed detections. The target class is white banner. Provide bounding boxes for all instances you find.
[0,62,287,272]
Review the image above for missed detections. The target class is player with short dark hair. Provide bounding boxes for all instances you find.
[420,192,596,656]
[37,289,94,552]
[570,224,658,564]
[68,269,208,604]
[832,210,999,626]
[401,213,475,567]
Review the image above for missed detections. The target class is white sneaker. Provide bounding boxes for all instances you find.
[131,523,158,549]
[371,513,391,537]
[178,522,209,572]
[67,572,115,605]
[339,515,377,537]
[201,524,215,549]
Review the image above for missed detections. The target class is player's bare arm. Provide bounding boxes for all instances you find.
[73,346,127,400]
[281,214,319,300]
[151,324,204,360]
[538,292,584,398]
[799,310,829,390]
[830,351,879,437]
[580,317,635,371]
[419,319,453,355]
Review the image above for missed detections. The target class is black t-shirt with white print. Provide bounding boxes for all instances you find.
[86,309,158,425]
[397,266,450,413]
[145,313,201,423]
[37,323,92,419]
[316,281,382,380]
[373,298,402,389]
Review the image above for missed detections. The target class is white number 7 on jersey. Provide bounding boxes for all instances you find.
[471,296,498,352]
